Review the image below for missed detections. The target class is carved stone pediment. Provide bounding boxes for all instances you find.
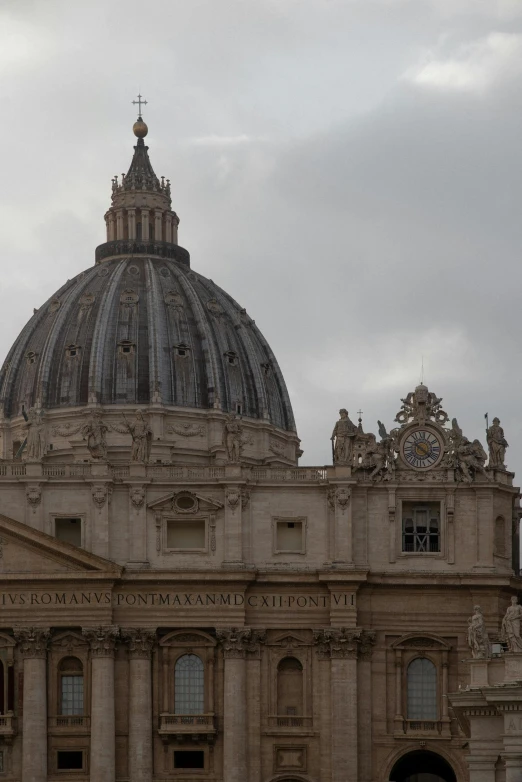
[268,631,310,649]
[148,491,224,512]
[160,629,216,647]
[391,632,451,650]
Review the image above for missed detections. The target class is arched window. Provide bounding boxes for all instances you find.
[59,657,84,715]
[174,654,204,714]
[277,657,303,716]
[407,658,437,720]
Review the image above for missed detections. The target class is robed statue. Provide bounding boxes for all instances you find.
[487,417,508,469]
[24,407,46,460]
[331,409,357,465]
[81,411,108,460]
[501,596,522,653]
[467,605,490,659]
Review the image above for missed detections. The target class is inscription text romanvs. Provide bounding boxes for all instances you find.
[0,591,354,609]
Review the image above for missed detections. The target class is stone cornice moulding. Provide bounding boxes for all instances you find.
[148,491,224,511]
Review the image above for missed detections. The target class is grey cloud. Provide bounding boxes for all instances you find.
[1,0,521,474]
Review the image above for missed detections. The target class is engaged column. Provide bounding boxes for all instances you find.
[122,628,156,782]
[83,626,118,782]
[15,627,50,782]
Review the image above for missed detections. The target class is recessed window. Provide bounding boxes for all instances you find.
[0,750,3,772]
[175,654,204,714]
[224,351,238,366]
[275,519,305,554]
[174,751,204,769]
[55,518,82,547]
[174,343,190,358]
[407,658,437,719]
[402,502,440,553]
[57,751,84,770]
[236,403,242,415]
[59,657,84,715]
[167,520,206,551]
[118,341,135,356]
[26,351,36,365]
[66,344,80,358]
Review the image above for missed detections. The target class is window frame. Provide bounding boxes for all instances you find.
[55,749,86,773]
[53,516,84,548]
[406,656,438,720]
[398,499,445,559]
[59,657,84,716]
[174,653,205,715]
[164,516,209,554]
[272,517,307,556]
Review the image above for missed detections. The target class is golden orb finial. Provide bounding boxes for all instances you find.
[133,118,148,138]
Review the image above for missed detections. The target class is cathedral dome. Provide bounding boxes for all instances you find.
[0,121,296,436]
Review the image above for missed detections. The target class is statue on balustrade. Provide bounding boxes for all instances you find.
[223,414,243,462]
[24,407,46,460]
[467,605,490,659]
[112,411,152,462]
[501,596,522,653]
[81,410,108,460]
[331,409,357,465]
[487,417,508,470]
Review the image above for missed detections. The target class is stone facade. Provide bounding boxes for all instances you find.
[0,116,519,782]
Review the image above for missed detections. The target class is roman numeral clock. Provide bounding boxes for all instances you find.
[400,428,444,470]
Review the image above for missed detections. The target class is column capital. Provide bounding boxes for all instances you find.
[216,628,266,659]
[82,625,119,657]
[14,626,50,658]
[313,627,376,659]
[121,628,156,659]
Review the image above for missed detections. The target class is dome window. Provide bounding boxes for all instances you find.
[25,351,37,365]
[225,351,238,367]
[174,343,190,358]
[118,340,135,356]
[66,344,80,358]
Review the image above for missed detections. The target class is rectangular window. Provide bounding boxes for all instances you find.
[55,518,82,547]
[61,675,84,715]
[402,502,440,553]
[57,751,84,770]
[174,750,205,769]
[0,751,3,772]
[167,520,206,551]
[275,519,305,553]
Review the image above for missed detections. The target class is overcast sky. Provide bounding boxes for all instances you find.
[1,0,522,471]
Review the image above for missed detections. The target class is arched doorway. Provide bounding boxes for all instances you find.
[389,750,457,782]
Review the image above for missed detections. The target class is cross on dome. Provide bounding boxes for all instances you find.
[132,92,148,119]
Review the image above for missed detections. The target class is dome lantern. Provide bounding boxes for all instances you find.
[96,95,188,267]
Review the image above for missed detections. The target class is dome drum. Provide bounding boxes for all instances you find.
[95,240,190,266]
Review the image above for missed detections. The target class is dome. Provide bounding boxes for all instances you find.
[0,256,295,431]
[0,120,296,436]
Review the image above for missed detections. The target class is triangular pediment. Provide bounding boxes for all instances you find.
[0,514,122,576]
[148,490,223,511]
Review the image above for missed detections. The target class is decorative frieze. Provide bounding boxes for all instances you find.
[82,626,119,657]
[216,628,266,658]
[14,626,50,658]
[121,628,156,658]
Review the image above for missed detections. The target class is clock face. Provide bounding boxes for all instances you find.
[401,429,443,470]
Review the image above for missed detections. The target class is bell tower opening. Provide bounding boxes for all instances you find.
[389,750,457,782]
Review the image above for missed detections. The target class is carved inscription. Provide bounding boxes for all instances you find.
[0,590,350,610]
